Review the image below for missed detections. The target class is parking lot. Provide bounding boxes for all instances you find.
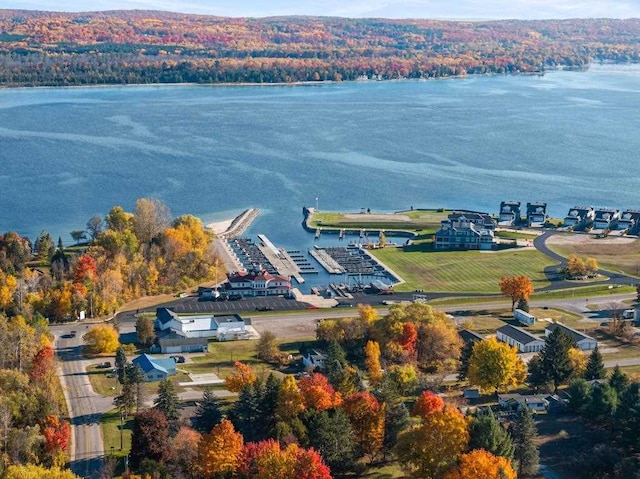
[149,295,311,315]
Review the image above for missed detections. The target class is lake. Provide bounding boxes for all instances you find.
[1,64,640,254]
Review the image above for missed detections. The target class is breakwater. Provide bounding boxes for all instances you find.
[302,207,418,239]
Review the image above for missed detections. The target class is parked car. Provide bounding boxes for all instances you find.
[170,355,186,363]
[69,330,77,338]
[97,361,112,369]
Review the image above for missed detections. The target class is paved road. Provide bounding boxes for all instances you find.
[53,324,114,479]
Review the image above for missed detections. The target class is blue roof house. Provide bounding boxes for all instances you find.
[132,353,177,382]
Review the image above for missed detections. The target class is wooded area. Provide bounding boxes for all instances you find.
[1,11,639,86]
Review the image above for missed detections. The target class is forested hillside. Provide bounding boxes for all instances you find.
[1,10,640,86]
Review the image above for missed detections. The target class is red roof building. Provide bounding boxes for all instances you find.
[226,268,292,297]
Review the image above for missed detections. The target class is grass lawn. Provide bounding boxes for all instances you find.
[532,285,635,301]
[495,230,539,240]
[309,209,450,232]
[372,246,554,293]
[547,234,640,277]
[86,365,119,397]
[361,462,406,478]
[101,408,132,477]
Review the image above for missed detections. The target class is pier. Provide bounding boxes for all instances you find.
[257,235,305,284]
[310,247,346,274]
[213,208,260,239]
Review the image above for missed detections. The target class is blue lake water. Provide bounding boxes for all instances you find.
[1,64,640,264]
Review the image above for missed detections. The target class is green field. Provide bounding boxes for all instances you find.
[101,408,132,476]
[372,246,555,293]
[309,209,451,233]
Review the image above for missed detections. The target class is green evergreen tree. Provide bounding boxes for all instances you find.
[229,381,266,442]
[516,297,530,313]
[608,365,630,396]
[567,378,591,413]
[325,340,347,387]
[383,401,410,456]
[584,346,606,380]
[125,364,147,413]
[154,379,180,421]
[114,366,136,418]
[586,383,617,424]
[193,388,223,433]
[509,408,539,477]
[115,347,128,375]
[614,382,640,450]
[468,410,515,460]
[527,354,551,391]
[305,408,356,474]
[540,327,575,392]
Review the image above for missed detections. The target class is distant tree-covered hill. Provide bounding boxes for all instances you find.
[1,10,639,86]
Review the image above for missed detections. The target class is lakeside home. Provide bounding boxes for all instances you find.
[526,202,548,227]
[498,201,521,226]
[564,206,595,230]
[434,216,497,250]
[593,208,620,230]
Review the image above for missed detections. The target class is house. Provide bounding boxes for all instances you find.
[302,349,327,370]
[458,329,485,345]
[545,322,597,350]
[498,201,521,226]
[496,324,545,353]
[498,393,549,412]
[225,266,292,297]
[156,330,209,354]
[617,210,640,233]
[514,308,536,326]
[593,208,620,230]
[155,308,247,339]
[132,353,177,382]
[526,202,548,227]
[448,211,496,231]
[197,286,220,300]
[434,217,497,250]
[463,388,481,400]
[564,206,595,230]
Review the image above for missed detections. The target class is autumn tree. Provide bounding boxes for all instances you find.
[343,392,385,462]
[134,198,172,250]
[135,316,156,348]
[416,321,462,372]
[444,449,516,479]
[566,255,587,278]
[499,275,534,311]
[568,347,587,379]
[194,388,223,434]
[42,414,71,466]
[395,406,469,479]
[275,375,305,436]
[255,330,280,363]
[467,338,526,392]
[4,465,80,479]
[171,426,202,476]
[86,215,104,242]
[298,373,343,411]
[154,379,180,421]
[195,419,243,478]
[83,324,120,354]
[29,346,55,382]
[224,361,256,393]
[364,340,383,385]
[509,408,539,477]
[400,322,418,355]
[386,364,419,395]
[584,346,606,380]
[412,390,444,419]
[130,409,170,470]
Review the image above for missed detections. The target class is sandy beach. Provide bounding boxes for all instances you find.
[206,218,234,235]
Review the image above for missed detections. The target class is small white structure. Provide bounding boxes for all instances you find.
[545,323,597,350]
[496,324,545,353]
[514,309,536,326]
[302,349,327,370]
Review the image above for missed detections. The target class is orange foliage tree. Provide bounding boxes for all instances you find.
[29,346,55,382]
[395,407,469,479]
[298,373,343,411]
[411,390,445,420]
[42,414,71,460]
[343,392,385,462]
[239,440,332,479]
[444,449,516,479]
[400,322,418,354]
[224,361,256,393]
[499,275,534,311]
[195,419,244,478]
[364,340,383,385]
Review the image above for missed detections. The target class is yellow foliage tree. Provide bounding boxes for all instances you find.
[444,449,516,479]
[4,465,80,479]
[224,361,256,392]
[365,340,383,385]
[276,375,305,421]
[568,347,587,379]
[395,406,469,478]
[358,303,378,325]
[0,271,17,310]
[82,324,120,354]
[195,419,244,478]
[467,338,526,392]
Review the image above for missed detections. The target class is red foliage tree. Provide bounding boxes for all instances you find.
[42,415,71,453]
[30,346,55,381]
[342,392,384,461]
[72,254,97,285]
[412,390,445,419]
[298,373,342,411]
[400,322,418,354]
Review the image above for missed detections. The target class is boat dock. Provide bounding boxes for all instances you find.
[288,250,318,274]
[310,247,346,274]
[257,235,305,284]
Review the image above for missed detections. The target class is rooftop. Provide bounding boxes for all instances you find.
[497,324,543,345]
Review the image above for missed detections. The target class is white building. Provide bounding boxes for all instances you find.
[496,324,545,353]
[155,307,247,339]
[302,349,327,370]
[514,309,536,326]
[545,322,597,350]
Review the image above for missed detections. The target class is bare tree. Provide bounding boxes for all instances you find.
[86,215,104,242]
[0,400,12,453]
[133,198,172,249]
